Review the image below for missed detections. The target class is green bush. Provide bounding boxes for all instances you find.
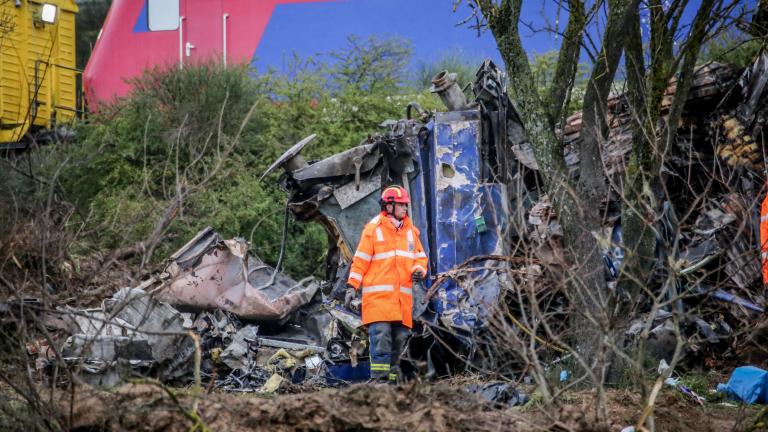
[40,37,446,280]
[699,30,762,69]
[50,64,276,271]
[6,36,616,282]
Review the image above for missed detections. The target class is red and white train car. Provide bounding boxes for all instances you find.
[83,0,502,106]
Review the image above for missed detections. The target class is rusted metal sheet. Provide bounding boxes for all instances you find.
[155,227,319,321]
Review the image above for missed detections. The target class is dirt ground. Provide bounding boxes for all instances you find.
[45,381,758,432]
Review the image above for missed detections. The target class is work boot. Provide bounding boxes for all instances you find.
[388,366,405,385]
[366,375,389,384]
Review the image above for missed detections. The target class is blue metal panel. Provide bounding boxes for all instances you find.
[430,110,483,272]
[425,110,510,331]
[325,361,370,385]
[478,183,510,257]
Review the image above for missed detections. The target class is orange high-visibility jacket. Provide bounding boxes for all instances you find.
[761,193,768,284]
[347,212,428,328]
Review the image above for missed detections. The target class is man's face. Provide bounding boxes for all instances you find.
[392,203,408,220]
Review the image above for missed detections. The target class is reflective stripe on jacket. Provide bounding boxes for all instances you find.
[761,194,768,284]
[347,212,428,328]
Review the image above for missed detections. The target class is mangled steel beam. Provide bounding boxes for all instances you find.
[154,227,319,321]
[255,337,325,354]
[560,62,742,180]
[58,287,191,386]
[61,288,188,363]
[264,61,517,337]
[45,57,768,390]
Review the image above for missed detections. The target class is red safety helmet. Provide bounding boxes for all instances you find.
[380,185,410,204]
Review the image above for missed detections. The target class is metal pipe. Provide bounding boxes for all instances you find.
[222,13,229,66]
[255,337,326,353]
[429,71,468,111]
[178,16,185,68]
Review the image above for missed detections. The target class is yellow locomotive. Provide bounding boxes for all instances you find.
[0,0,79,147]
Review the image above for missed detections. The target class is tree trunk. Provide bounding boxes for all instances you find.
[544,0,586,129]
[620,0,717,302]
[618,4,658,305]
[477,0,636,398]
[566,0,638,415]
[479,0,568,188]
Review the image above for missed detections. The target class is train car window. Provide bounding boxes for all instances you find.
[148,0,179,31]
[40,4,57,24]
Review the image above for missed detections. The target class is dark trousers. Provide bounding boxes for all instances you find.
[368,321,409,381]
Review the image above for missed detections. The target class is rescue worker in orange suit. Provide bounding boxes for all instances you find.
[345,185,428,383]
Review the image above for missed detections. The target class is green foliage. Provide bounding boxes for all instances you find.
[680,370,724,399]
[34,36,449,280]
[530,51,559,92]
[530,51,588,118]
[699,30,762,69]
[56,62,277,266]
[63,63,269,202]
[328,35,414,93]
[76,0,111,69]
[188,172,328,278]
[256,37,442,163]
[16,35,597,281]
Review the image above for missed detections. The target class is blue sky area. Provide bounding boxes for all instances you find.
[253,0,758,73]
[253,0,553,71]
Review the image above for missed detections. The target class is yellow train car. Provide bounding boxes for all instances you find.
[0,0,79,146]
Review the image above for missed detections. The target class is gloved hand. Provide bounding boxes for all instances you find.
[344,284,356,309]
[412,270,424,280]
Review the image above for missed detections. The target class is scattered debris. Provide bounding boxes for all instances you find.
[35,227,376,390]
[154,227,320,321]
[58,287,190,386]
[220,325,259,370]
[663,377,706,406]
[717,366,768,404]
[7,55,768,396]
[26,339,54,371]
[464,381,529,408]
[260,373,284,393]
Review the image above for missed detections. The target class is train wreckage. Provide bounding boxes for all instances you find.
[15,54,768,391]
